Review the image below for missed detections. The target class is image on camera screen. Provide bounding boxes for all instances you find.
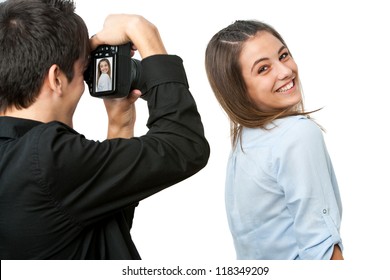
[95,57,114,92]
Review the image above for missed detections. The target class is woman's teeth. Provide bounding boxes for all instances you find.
[277,81,294,93]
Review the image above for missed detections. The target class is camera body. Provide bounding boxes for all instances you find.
[84,43,141,98]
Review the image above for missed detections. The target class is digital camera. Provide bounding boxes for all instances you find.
[84,43,142,98]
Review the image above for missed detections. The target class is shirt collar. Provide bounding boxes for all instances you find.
[0,116,43,139]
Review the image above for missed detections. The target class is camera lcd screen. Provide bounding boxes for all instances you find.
[95,57,114,93]
[85,44,136,98]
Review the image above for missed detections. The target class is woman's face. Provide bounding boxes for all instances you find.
[239,31,302,112]
[99,60,109,74]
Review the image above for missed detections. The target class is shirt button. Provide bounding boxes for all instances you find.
[323,209,327,214]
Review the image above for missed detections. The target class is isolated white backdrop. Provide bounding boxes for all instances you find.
[73,0,390,266]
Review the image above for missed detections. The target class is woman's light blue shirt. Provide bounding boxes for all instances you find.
[97,73,112,91]
[225,116,342,259]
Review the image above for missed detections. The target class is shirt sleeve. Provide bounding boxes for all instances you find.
[272,117,342,259]
[35,55,210,226]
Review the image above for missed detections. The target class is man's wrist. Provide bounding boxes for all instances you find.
[107,124,134,139]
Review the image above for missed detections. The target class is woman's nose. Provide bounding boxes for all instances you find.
[276,62,293,80]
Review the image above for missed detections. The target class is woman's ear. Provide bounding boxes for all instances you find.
[47,64,63,95]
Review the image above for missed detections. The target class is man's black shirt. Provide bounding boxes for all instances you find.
[0,55,210,259]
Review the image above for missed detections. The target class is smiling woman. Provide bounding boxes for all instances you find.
[240,32,302,112]
[205,20,343,260]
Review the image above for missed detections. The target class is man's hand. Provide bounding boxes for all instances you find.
[90,14,167,58]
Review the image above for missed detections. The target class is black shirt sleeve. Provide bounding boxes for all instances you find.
[36,55,210,226]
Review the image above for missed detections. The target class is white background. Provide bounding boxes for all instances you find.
[74,0,390,263]
[3,0,390,278]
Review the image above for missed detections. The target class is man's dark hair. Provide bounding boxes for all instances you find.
[0,0,90,111]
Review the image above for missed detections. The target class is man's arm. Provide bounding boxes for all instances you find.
[90,15,167,139]
[104,93,139,139]
[45,14,210,223]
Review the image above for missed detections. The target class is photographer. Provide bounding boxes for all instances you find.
[0,0,210,259]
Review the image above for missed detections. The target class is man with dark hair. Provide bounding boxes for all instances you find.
[0,0,209,259]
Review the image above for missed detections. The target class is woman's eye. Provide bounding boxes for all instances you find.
[280,52,290,60]
[258,65,269,74]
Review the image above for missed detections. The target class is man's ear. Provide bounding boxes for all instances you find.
[47,64,64,95]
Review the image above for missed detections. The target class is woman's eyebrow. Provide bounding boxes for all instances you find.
[278,45,287,54]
